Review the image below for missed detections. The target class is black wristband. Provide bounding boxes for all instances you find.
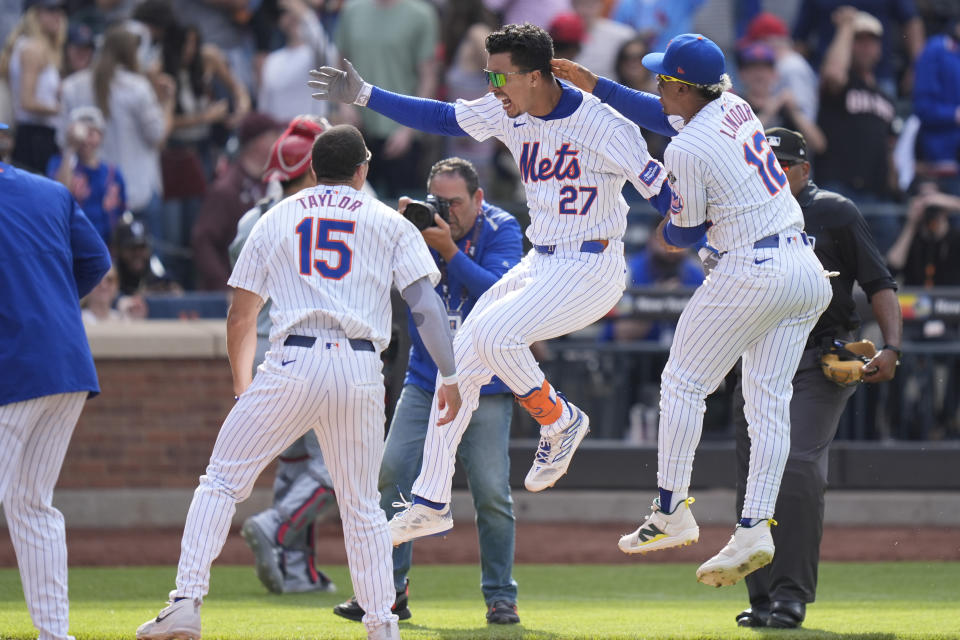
[881,344,902,363]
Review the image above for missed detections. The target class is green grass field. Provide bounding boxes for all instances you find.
[1,563,958,639]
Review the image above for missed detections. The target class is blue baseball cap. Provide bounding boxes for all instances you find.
[642,33,726,86]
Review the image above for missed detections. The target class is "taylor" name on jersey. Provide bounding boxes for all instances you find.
[518,142,581,183]
[296,192,364,212]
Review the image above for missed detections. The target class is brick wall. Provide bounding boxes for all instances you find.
[59,358,275,489]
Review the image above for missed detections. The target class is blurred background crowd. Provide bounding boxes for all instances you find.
[2,0,959,440]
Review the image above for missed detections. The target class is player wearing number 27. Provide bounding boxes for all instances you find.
[137,125,461,640]
[553,34,832,586]
[309,23,675,543]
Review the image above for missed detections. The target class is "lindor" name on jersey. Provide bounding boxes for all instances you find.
[296,193,364,211]
[518,142,581,183]
[719,103,756,140]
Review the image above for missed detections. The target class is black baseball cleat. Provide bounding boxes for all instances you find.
[332,578,411,622]
[736,607,770,627]
[768,600,806,628]
[486,600,520,624]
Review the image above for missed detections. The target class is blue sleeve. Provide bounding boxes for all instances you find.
[593,77,678,138]
[647,179,673,216]
[446,215,523,299]
[367,86,469,137]
[913,45,959,125]
[69,196,111,297]
[663,220,708,248]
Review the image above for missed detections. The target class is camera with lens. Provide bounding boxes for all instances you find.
[403,194,451,231]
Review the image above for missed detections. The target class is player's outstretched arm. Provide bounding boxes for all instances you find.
[308,59,366,103]
[594,77,677,137]
[309,61,468,137]
[399,276,461,424]
[551,58,600,93]
[552,58,677,138]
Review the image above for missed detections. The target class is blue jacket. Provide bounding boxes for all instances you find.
[0,162,111,405]
[404,202,523,395]
[913,34,960,165]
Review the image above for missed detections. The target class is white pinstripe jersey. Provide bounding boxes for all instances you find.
[229,184,440,350]
[665,92,803,253]
[454,86,665,246]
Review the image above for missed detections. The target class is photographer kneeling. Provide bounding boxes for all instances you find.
[333,158,524,624]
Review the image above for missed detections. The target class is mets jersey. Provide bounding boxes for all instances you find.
[229,184,440,350]
[454,84,666,246]
[666,91,804,253]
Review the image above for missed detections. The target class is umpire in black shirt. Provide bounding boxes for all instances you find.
[732,128,903,629]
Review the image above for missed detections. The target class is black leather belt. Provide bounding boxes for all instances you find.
[284,334,375,352]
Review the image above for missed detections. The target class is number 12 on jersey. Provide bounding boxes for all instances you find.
[743,130,787,196]
[295,217,355,279]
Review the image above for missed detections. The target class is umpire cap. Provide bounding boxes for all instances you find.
[311,125,371,182]
[765,127,807,164]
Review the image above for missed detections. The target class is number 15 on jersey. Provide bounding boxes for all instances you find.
[295,217,355,279]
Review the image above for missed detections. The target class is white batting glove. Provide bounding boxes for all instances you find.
[308,59,370,105]
[698,244,720,278]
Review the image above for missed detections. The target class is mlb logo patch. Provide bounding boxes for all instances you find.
[325,342,341,350]
[639,161,662,186]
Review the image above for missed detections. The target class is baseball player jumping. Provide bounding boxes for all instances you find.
[136,125,461,640]
[309,23,674,544]
[553,35,832,586]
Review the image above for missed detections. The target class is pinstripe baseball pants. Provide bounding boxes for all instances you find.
[413,243,626,503]
[0,391,86,640]
[658,236,832,519]
[173,338,397,634]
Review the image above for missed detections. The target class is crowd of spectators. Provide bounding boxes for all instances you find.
[2,0,960,437]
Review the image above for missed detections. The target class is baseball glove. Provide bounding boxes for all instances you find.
[819,339,877,387]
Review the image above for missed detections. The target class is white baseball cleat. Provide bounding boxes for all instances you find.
[388,499,453,546]
[696,519,776,587]
[524,405,590,492]
[618,497,700,554]
[136,590,202,640]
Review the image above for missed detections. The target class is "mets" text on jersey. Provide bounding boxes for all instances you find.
[518,142,581,183]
